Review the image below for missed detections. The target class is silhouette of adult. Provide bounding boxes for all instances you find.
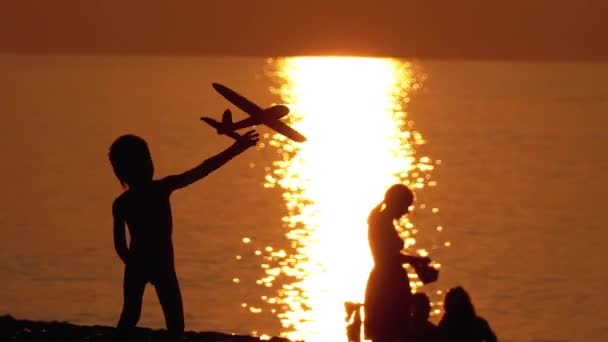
[410,292,441,342]
[364,184,432,342]
[438,287,497,342]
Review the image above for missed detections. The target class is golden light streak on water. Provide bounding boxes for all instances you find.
[258,57,440,341]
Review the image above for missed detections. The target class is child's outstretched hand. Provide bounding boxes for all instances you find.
[235,129,259,150]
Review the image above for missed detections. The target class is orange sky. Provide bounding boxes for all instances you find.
[1,0,606,60]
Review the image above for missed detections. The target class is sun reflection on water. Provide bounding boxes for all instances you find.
[254,57,441,341]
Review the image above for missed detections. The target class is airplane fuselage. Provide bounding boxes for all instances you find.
[229,105,290,130]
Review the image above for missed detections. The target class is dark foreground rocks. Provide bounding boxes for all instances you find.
[0,315,296,342]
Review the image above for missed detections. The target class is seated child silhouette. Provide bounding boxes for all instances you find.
[109,130,258,340]
[410,292,441,342]
[438,286,497,342]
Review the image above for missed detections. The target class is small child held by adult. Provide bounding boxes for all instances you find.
[109,130,259,340]
[438,286,497,342]
[409,292,441,342]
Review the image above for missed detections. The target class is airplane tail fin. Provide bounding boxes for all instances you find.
[200,110,242,142]
[221,109,234,127]
[201,109,234,135]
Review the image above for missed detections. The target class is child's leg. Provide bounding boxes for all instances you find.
[116,266,147,330]
[154,269,185,337]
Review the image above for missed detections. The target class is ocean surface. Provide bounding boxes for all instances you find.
[0,55,606,342]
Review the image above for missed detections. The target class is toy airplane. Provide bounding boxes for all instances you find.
[201,83,307,143]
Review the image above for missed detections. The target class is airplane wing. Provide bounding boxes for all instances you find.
[212,83,264,117]
[263,119,307,142]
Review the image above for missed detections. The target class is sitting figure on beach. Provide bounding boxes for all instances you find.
[438,286,497,342]
[409,292,441,342]
[109,131,258,340]
[364,184,433,342]
[344,301,363,342]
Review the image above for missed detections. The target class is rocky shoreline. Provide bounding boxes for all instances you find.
[0,315,295,342]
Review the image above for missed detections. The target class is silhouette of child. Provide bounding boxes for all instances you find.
[438,286,497,342]
[409,292,441,342]
[344,301,363,342]
[364,184,433,342]
[109,130,258,340]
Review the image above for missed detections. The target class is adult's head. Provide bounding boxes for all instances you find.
[384,183,414,219]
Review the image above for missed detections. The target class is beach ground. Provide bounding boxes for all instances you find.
[0,315,295,342]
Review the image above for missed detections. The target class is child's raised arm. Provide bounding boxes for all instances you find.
[112,199,129,264]
[161,129,259,192]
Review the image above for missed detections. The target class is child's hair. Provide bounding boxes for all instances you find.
[411,292,431,318]
[109,134,154,187]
